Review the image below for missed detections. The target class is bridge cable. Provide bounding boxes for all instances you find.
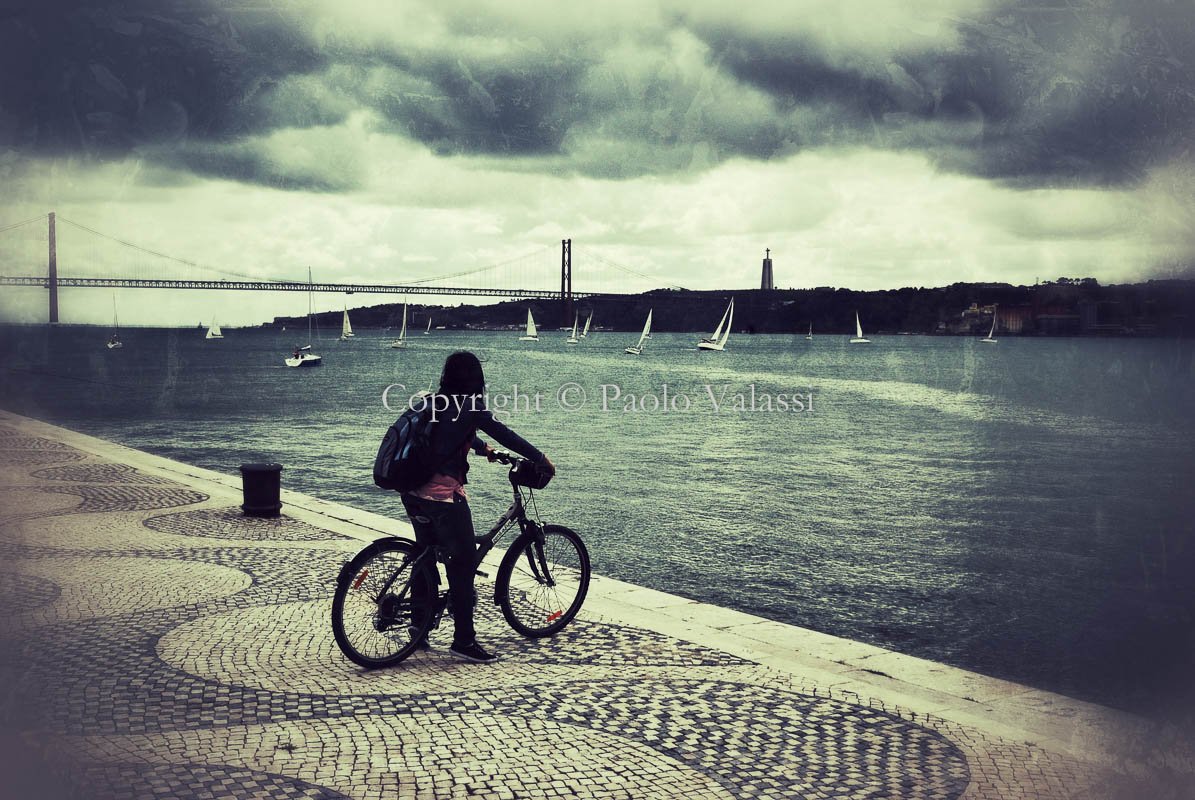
[575,246,689,292]
[0,214,49,235]
[56,217,288,282]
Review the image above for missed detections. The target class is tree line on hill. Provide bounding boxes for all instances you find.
[270,278,1195,336]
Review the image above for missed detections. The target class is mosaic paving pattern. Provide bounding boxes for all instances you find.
[76,763,356,800]
[0,570,61,614]
[31,463,177,484]
[0,447,87,465]
[144,507,353,541]
[0,415,1159,800]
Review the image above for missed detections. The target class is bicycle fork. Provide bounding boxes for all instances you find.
[519,521,557,589]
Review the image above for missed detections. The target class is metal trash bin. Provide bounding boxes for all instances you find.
[239,463,282,517]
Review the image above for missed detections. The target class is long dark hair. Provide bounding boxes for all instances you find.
[438,351,485,398]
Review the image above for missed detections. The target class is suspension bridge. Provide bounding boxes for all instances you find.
[0,213,685,323]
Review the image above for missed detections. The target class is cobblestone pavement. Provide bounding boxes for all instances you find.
[0,421,1187,800]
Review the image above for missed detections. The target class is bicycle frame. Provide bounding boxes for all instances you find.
[372,481,546,625]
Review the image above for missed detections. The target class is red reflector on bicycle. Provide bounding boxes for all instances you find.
[546,610,563,623]
[351,569,369,590]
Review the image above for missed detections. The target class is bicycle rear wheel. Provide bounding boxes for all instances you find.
[331,538,436,668]
[496,524,590,637]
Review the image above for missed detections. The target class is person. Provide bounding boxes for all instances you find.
[401,351,554,663]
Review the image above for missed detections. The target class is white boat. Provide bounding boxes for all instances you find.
[566,313,580,344]
[340,306,354,340]
[805,322,813,341]
[981,310,998,343]
[205,318,223,339]
[519,309,539,341]
[850,312,870,344]
[580,311,592,338]
[625,309,652,355]
[698,298,733,351]
[285,268,322,367]
[107,294,123,349]
[423,316,432,335]
[389,301,409,349]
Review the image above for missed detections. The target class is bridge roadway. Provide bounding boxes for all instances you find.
[0,276,614,300]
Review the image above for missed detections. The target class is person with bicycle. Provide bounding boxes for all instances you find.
[402,350,555,663]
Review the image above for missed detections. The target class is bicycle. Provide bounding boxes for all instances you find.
[331,450,591,668]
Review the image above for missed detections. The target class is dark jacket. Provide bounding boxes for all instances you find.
[425,396,544,485]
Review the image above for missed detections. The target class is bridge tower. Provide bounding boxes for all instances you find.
[560,238,572,324]
[48,212,58,323]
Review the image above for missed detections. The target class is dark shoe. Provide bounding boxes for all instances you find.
[449,641,497,663]
[408,626,431,650]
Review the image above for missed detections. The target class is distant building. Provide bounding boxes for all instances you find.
[1079,301,1124,334]
[761,249,774,290]
[997,307,1031,334]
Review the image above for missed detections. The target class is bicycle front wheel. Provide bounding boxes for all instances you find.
[331,538,436,668]
[496,524,590,637]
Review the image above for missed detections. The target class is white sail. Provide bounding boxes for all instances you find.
[341,307,354,338]
[390,302,409,348]
[638,309,653,347]
[424,316,432,334]
[581,311,592,337]
[206,319,223,339]
[625,309,652,354]
[566,312,579,343]
[850,311,870,343]
[982,309,998,343]
[698,299,733,351]
[520,309,539,340]
[807,322,813,339]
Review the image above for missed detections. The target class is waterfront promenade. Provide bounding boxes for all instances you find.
[0,409,1189,799]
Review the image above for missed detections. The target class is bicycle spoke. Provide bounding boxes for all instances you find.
[332,541,437,667]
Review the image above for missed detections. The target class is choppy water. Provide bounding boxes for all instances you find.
[2,324,1193,719]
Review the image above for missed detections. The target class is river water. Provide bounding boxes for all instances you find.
[2,324,1192,720]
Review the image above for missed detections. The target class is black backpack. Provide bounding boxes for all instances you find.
[373,403,440,491]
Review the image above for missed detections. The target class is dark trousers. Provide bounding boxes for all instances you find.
[400,493,478,645]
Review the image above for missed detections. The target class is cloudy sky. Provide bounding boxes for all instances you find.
[1,0,1193,325]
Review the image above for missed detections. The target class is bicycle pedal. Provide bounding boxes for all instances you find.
[474,569,489,578]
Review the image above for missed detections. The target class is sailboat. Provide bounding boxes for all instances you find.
[205,317,223,339]
[850,312,870,344]
[285,268,323,367]
[106,294,123,349]
[340,306,354,340]
[805,322,813,341]
[698,298,734,351]
[580,311,592,338]
[389,301,409,349]
[566,313,580,344]
[981,309,998,343]
[625,310,652,355]
[424,316,432,335]
[519,309,539,341]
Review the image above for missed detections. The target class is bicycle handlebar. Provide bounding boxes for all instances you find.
[486,449,522,466]
[487,449,553,475]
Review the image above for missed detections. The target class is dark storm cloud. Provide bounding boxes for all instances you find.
[2,1,1191,191]
[692,1,1195,186]
[354,51,590,156]
[0,2,332,162]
